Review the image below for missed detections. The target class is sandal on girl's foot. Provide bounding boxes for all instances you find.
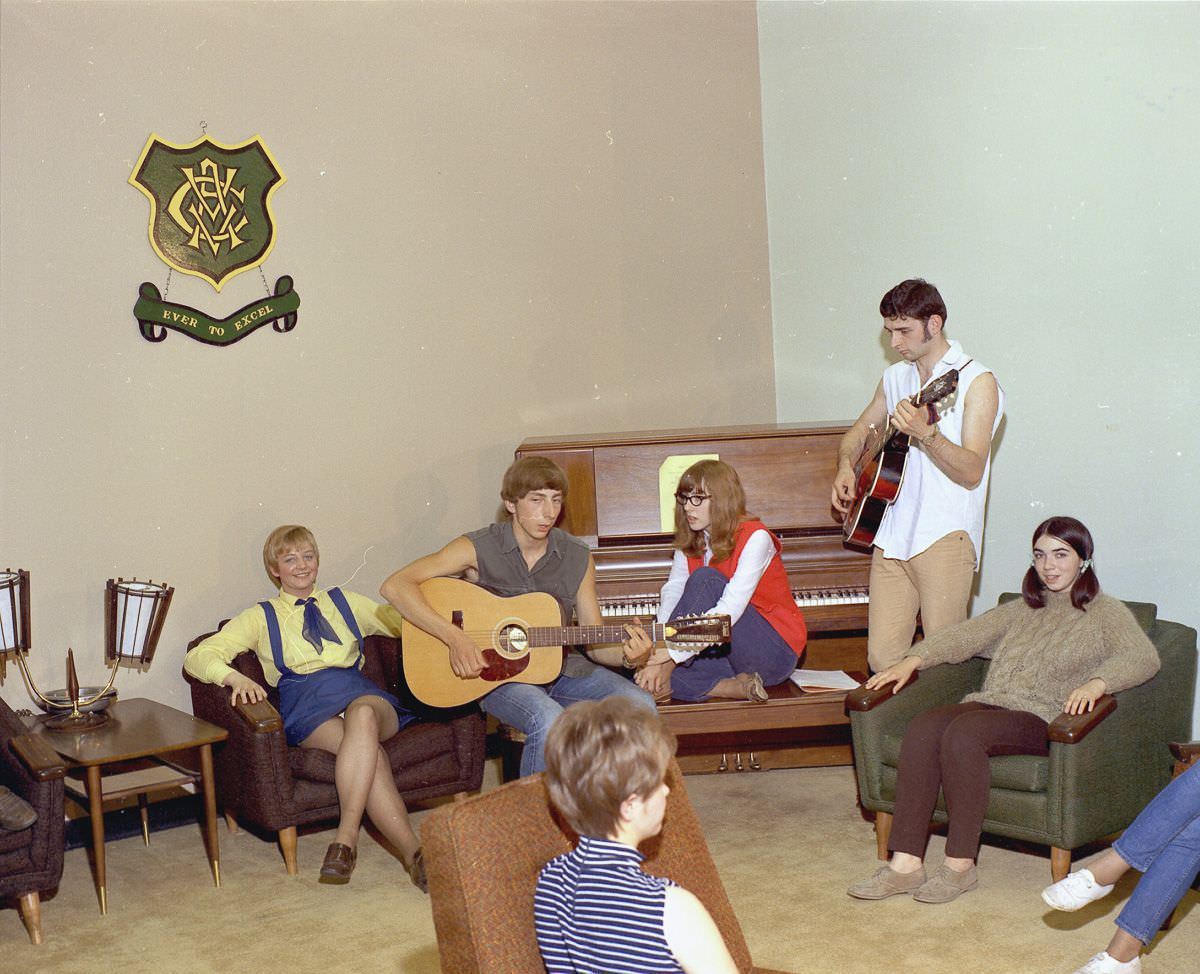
[407,847,428,894]
[744,672,769,703]
[319,842,356,885]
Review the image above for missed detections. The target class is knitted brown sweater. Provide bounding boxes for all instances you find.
[911,591,1160,722]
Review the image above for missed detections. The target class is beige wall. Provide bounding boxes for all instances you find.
[0,0,775,709]
[760,2,1200,725]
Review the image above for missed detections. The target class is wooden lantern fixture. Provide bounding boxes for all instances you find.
[0,570,173,730]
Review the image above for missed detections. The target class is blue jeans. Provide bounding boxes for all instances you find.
[480,664,654,777]
[668,567,798,702]
[1111,761,1200,943]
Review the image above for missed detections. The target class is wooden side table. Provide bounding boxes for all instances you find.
[29,697,228,914]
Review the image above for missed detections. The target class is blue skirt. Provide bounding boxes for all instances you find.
[277,666,414,747]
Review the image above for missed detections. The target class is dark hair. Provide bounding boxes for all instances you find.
[1021,516,1100,610]
[879,279,947,328]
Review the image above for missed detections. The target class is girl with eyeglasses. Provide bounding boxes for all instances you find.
[622,459,807,703]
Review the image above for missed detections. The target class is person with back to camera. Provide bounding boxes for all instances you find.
[1041,758,1200,974]
[183,524,426,889]
[621,459,808,704]
[534,696,738,974]
[847,516,1160,904]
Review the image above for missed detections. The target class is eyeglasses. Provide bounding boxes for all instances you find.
[675,492,711,507]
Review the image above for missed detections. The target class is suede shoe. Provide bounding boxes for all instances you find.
[847,864,926,900]
[912,863,978,903]
[318,842,356,884]
[1072,951,1142,974]
[745,672,769,703]
[407,847,428,894]
[1042,868,1115,912]
[0,786,37,831]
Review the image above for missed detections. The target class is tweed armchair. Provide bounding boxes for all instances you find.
[847,597,1197,882]
[422,759,793,974]
[184,630,485,874]
[1,693,66,944]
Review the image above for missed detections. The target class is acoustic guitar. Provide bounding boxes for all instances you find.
[401,577,731,707]
[842,368,962,551]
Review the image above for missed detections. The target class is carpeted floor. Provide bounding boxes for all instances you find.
[7,761,1197,972]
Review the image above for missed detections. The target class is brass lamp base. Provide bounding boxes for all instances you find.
[44,710,110,732]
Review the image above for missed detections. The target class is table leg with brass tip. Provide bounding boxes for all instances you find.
[85,765,108,914]
[199,743,221,887]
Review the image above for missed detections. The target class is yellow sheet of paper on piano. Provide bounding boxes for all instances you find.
[659,454,720,532]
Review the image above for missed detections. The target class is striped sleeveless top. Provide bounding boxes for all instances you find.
[534,835,683,973]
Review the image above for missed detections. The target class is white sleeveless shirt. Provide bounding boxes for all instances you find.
[874,339,1004,567]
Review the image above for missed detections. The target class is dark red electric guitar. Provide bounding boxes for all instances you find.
[842,369,962,551]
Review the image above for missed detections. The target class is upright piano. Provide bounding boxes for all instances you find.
[516,422,872,772]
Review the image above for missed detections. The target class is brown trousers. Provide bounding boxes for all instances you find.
[888,702,1049,860]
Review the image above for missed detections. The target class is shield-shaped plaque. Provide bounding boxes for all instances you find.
[130,134,285,292]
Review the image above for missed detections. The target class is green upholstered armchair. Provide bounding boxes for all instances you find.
[846,597,1197,882]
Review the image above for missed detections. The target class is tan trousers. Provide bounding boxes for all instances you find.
[866,530,977,671]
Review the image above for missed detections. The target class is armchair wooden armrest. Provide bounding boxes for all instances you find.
[1047,695,1116,744]
[233,697,283,734]
[845,671,918,712]
[10,732,66,781]
[1168,741,1200,762]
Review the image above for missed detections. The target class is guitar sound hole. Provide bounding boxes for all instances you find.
[499,624,529,656]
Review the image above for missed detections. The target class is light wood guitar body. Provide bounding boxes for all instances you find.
[401,577,729,707]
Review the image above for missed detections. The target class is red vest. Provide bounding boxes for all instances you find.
[685,520,808,656]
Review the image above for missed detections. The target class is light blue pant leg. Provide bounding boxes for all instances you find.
[668,566,796,702]
[1112,762,1200,943]
[480,682,565,778]
[482,669,654,777]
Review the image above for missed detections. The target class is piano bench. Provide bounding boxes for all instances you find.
[656,678,865,775]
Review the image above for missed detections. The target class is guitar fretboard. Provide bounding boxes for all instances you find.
[525,623,667,647]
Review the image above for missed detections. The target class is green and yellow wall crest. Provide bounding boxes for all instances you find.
[129,132,299,345]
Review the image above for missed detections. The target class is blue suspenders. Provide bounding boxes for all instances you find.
[258,587,363,678]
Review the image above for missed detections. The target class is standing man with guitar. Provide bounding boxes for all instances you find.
[831,279,1004,672]
[381,457,659,777]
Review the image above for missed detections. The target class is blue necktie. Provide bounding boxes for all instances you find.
[296,598,342,654]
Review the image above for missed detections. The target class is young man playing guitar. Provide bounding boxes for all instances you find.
[831,279,1004,672]
[381,457,660,777]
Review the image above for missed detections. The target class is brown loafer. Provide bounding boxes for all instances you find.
[407,847,428,894]
[319,842,356,885]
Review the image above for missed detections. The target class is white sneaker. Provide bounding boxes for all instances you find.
[1042,868,1115,911]
[1072,951,1142,974]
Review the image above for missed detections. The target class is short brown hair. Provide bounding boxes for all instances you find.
[262,525,319,588]
[543,697,676,839]
[500,456,568,506]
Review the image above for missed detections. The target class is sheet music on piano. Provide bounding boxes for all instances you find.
[789,669,861,693]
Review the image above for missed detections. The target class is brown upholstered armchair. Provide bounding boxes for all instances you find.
[846,597,1197,882]
[1,693,66,944]
[421,759,793,974]
[184,630,485,874]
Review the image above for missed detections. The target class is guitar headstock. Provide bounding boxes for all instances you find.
[917,368,959,405]
[663,614,732,644]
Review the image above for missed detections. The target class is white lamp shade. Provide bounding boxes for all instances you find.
[0,570,29,653]
[107,578,172,663]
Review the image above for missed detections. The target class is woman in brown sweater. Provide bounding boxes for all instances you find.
[847,516,1160,904]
